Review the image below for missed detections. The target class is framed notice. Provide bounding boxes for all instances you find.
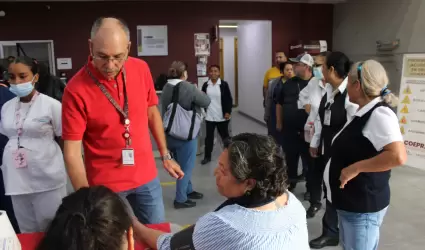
[397,54,425,170]
[194,33,210,56]
[137,25,168,56]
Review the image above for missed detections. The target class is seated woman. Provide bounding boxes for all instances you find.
[36,186,133,250]
[134,133,309,250]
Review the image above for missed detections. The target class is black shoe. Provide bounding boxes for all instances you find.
[309,235,339,249]
[304,191,311,201]
[174,200,196,209]
[306,203,322,218]
[188,191,204,199]
[201,158,211,165]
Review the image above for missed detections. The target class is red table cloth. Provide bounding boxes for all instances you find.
[18,223,171,250]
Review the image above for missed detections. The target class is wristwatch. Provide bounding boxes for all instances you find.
[161,152,173,161]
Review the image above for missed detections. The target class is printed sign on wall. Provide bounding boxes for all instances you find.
[397,54,425,170]
[137,25,168,56]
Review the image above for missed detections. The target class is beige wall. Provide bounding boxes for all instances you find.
[333,0,425,95]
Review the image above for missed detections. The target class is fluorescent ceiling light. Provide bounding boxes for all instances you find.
[219,25,237,28]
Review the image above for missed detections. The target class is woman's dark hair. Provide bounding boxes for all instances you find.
[10,56,39,76]
[223,133,288,200]
[326,51,352,79]
[168,61,188,79]
[36,186,131,250]
[278,61,292,73]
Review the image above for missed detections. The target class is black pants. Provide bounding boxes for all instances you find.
[282,132,312,187]
[323,200,339,238]
[309,155,325,205]
[204,120,230,159]
[0,170,20,233]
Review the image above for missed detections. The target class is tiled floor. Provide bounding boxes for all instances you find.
[157,111,425,250]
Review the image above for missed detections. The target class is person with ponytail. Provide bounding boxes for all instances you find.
[324,60,406,250]
[36,186,134,250]
[0,56,67,233]
[308,52,359,249]
[161,61,210,209]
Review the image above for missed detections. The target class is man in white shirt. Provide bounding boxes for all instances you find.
[298,52,329,207]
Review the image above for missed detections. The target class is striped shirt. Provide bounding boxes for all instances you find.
[157,192,309,250]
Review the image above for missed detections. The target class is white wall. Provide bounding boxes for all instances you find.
[219,28,237,105]
[237,21,272,122]
[333,0,425,95]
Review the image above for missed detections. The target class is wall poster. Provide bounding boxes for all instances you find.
[137,25,168,56]
[194,33,210,56]
[397,53,425,170]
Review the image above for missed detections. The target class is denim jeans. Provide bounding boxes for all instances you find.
[337,207,388,250]
[167,135,197,203]
[117,177,165,224]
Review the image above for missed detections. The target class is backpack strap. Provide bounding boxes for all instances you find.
[187,102,196,140]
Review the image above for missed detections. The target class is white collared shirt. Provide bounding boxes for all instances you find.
[310,77,358,149]
[323,97,403,203]
[0,94,66,195]
[205,79,225,122]
[298,77,328,125]
[167,79,183,86]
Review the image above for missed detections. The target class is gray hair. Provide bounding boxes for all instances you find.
[90,17,130,40]
[223,133,288,199]
[349,60,398,107]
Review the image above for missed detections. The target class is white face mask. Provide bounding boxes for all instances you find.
[9,77,35,97]
[313,66,324,80]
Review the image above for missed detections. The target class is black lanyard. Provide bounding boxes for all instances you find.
[85,66,132,146]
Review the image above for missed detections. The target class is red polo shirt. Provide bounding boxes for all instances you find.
[62,57,158,192]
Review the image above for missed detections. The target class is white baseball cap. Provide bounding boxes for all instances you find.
[290,53,314,67]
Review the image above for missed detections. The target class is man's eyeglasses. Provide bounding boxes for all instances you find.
[92,55,127,63]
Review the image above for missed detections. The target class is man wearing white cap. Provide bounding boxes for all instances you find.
[276,53,314,194]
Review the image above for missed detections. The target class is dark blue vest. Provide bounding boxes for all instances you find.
[329,102,391,213]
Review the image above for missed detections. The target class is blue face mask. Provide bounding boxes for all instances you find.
[9,78,35,97]
[313,66,324,80]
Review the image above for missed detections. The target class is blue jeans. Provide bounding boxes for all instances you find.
[337,207,388,250]
[117,177,165,224]
[167,135,197,203]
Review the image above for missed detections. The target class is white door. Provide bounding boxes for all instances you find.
[237,21,272,123]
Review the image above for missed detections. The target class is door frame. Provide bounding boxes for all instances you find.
[0,40,56,75]
[234,37,238,107]
[219,37,224,79]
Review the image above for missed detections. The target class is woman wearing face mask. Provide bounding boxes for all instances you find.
[0,57,67,233]
[161,61,211,209]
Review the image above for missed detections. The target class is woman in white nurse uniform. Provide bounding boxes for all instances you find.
[0,57,67,233]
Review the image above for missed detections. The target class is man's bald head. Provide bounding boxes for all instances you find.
[89,17,131,80]
[91,17,130,41]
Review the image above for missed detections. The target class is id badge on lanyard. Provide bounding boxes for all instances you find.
[324,99,334,126]
[86,67,135,166]
[13,92,39,168]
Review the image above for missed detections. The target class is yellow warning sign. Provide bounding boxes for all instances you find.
[401,95,411,104]
[403,85,412,94]
[400,116,407,124]
[400,105,409,114]
[400,126,405,135]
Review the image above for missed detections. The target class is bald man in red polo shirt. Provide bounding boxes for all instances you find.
[62,17,183,224]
